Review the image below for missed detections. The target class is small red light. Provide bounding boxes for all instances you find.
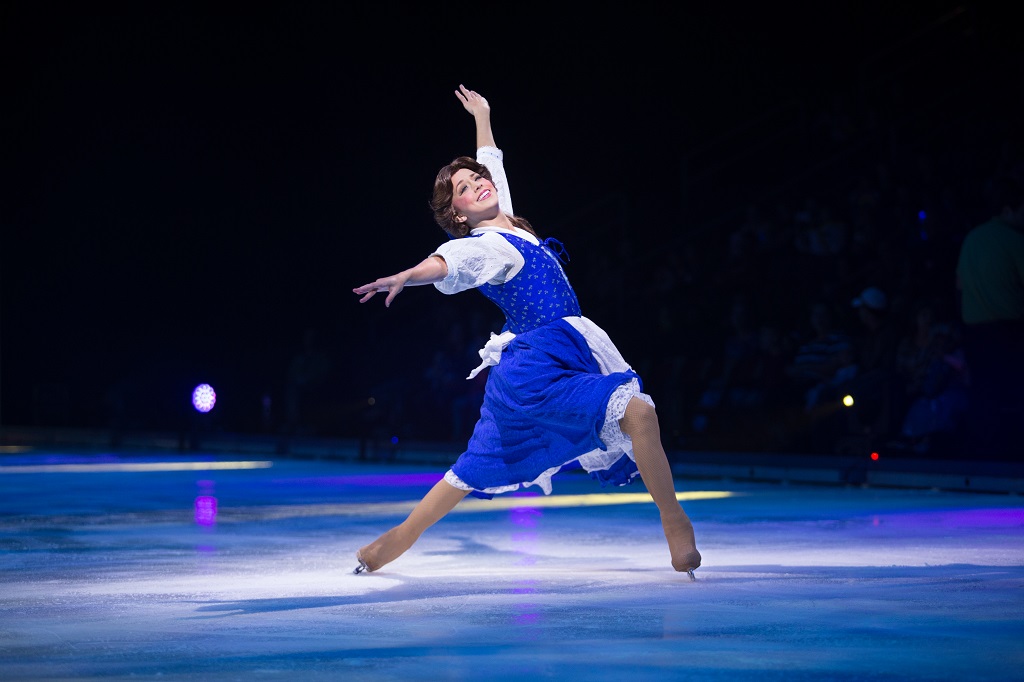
[870,452,879,461]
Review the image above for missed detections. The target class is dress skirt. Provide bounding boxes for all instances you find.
[447,317,651,497]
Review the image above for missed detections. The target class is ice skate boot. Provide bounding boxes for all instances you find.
[663,512,701,581]
[352,527,412,574]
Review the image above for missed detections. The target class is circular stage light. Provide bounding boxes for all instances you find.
[192,383,217,413]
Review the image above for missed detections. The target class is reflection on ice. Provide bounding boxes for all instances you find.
[2,453,1023,681]
[195,479,218,526]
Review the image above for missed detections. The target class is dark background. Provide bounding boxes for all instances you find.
[2,2,1021,452]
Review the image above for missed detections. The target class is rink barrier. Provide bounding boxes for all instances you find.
[2,426,1022,494]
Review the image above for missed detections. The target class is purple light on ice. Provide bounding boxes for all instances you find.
[192,384,217,413]
[873,508,1024,532]
[513,612,541,625]
[195,495,218,526]
[510,507,541,527]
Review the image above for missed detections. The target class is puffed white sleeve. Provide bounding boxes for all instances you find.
[432,233,524,295]
[477,146,514,216]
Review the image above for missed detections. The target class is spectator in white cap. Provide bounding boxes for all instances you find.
[841,285,901,445]
[851,285,897,373]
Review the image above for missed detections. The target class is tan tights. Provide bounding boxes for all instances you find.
[356,479,469,572]
[355,397,700,574]
[619,397,701,573]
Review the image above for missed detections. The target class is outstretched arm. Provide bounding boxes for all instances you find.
[353,255,448,307]
[455,84,495,149]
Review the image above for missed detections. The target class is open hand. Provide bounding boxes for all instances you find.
[455,84,489,117]
[353,273,410,308]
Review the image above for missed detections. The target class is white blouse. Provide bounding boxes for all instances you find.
[431,145,534,295]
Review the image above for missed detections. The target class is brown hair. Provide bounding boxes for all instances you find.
[429,156,536,239]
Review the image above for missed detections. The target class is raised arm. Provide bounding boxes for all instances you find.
[455,84,494,149]
[353,255,448,308]
[456,84,514,216]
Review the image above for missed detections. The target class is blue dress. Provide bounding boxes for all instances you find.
[432,147,653,497]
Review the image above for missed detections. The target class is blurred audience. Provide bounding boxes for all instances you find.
[785,301,854,394]
[955,166,1024,457]
[284,328,335,435]
[888,299,969,454]
[275,45,1021,465]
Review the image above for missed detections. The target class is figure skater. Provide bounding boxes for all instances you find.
[352,85,701,578]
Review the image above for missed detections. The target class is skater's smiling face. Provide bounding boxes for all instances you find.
[430,156,501,239]
[450,168,499,226]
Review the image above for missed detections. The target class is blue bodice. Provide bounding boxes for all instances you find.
[476,233,581,334]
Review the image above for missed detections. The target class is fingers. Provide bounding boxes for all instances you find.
[355,288,378,303]
[456,84,482,103]
[354,282,402,306]
[353,281,384,303]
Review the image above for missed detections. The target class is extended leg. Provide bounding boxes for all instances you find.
[620,397,701,577]
[354,478,469,573]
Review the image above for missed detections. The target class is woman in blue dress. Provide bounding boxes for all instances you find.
[352,85,701,577]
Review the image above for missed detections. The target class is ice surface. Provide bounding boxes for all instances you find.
[1,451,1022,680]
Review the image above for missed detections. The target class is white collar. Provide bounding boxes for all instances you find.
[469,225,540,245]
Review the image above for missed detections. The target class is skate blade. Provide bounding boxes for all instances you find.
[687,569,696,581]
[353,559,369,575]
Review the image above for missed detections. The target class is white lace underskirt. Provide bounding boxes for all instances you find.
[444,316,655,496]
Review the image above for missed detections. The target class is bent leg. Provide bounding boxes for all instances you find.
[356,478,469,572]
[619,397,701,573]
